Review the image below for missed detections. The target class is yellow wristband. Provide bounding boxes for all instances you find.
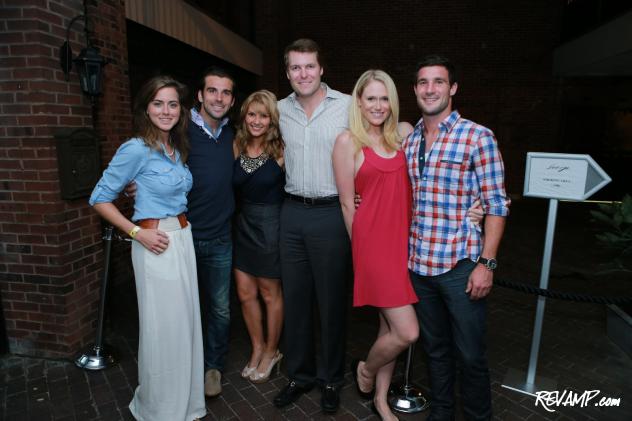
[128,226,141,239]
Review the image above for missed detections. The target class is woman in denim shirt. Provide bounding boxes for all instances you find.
[89,76,205,421]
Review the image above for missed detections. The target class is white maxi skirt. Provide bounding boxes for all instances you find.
[129,217,206,421]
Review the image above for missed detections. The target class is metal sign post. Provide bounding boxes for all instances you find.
[502,153,611,396]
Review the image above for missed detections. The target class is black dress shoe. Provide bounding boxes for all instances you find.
[273,381,313,408]
[351,358,374,399]
[321,384,340,414]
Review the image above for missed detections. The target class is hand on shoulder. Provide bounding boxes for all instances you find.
[397,122,414,139]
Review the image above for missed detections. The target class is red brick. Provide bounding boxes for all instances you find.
[0,93,15,103]
[26,56,58,68]
[4,0,47,6]
[39,303,64,314]
[0,202,26,213]
[0,80,28,91]
[32,104,71,114]
[13,67,56,80]
[0,32,25,43]
[24,181,57,191]
[3,104,31,114]
[0,7,22,19]
[0,116,18,126]
[40,192,61,202]
[15,91,55,103]
[23,274,52,284]
[22,7,64,26]
[16,213,45,224]
[0,57,28,69]
[49,1,79,20]
[20,236,48,247]
[3,291,25,301]
[69,105,92,116]
[10,43,52,57]
[7,149,36,159]
[0,159,22,170]
[11,283,37,292]
[0,213,16,222]
[16,320,42,330]
[56,93,82,104]
[29,81,69,93]
[58,115,84,126]
[12,301,39,312]
[32,244,59,255]
[8,264,36,273]
[3,310,27,321]
[21,254,48,265]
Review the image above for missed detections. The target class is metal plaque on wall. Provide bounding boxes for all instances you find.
[55,128,101,200]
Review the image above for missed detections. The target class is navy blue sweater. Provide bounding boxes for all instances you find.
[186,120,235,240]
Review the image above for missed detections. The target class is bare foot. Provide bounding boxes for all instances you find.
[256,349,278,373]
[374,399,399,421]
[357,361,374,394]
[248,344,265,369]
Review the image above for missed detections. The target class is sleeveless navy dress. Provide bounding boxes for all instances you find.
[233,154,285,278]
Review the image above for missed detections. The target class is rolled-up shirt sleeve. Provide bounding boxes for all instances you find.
[472,131,510,217]
[89,139,146,205]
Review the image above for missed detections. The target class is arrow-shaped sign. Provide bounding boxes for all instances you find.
[523,152,611,200]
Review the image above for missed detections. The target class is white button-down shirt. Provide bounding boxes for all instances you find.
[278,84,351,198]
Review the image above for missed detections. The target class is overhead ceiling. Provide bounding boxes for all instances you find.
[553,10,632,77]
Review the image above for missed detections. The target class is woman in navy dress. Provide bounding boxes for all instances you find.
[232,90,285,383]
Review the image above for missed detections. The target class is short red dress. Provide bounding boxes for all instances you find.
[352,147,418,308]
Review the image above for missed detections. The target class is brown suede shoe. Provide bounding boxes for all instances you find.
[204,369,222,397]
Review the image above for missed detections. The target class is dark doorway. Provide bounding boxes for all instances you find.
[126,20,258,116]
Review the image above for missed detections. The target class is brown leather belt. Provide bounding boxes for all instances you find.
[137,213,188,229]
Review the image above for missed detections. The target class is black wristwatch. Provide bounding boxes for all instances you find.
[477,256,497,271]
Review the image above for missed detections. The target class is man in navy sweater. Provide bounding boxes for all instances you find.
[186,66,236,398]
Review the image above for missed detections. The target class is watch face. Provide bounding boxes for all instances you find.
[487,259,497,270]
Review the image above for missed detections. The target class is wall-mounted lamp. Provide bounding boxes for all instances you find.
[59,10,107,99]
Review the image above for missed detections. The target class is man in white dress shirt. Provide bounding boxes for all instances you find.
[272,39,351,414]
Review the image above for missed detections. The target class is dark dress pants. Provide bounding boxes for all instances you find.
[411,259,492,421]
[280,199,350,387]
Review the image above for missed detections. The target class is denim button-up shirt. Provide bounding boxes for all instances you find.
[89,138,193,221]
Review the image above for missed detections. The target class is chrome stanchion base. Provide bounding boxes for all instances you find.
[388,383,430,414]
[501,367,557,397]
[74,344,115,370]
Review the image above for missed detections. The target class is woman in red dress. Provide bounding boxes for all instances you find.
[333,70,418,420]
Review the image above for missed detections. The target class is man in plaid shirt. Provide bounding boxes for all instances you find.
[403,55,510,420]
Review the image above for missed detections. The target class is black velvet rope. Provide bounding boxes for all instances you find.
[495,278,632,305]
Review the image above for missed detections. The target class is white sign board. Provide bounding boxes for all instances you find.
[524,153,611,200]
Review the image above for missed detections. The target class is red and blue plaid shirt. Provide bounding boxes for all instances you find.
[403,111,510,276]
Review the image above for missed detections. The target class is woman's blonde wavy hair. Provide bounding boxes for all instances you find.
[348,69,401,152]
[234,90,284,160]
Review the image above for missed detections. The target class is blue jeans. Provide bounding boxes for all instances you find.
[410,259,491,421]
[194,236,232,372]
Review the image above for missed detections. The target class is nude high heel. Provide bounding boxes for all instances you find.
[249,351,283,383]
[241,364,257,379]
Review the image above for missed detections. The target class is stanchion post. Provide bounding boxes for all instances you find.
[502,199,558,395]
[388,343,430,413]
[75,225,115,370]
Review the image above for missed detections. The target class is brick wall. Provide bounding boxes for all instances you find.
[255,0,565,194]
[0,0,132,358]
